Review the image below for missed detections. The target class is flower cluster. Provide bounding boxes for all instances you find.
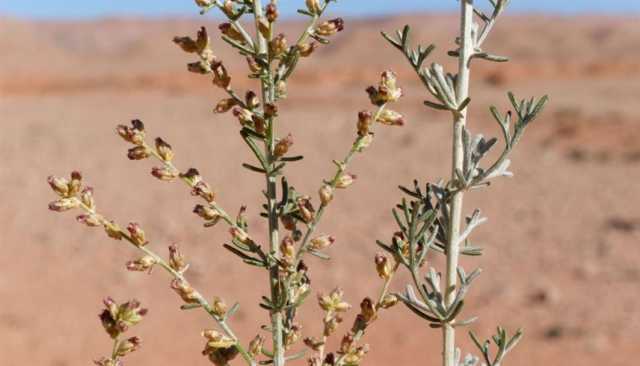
[94,298,147,365]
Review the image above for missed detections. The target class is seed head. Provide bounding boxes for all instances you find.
[173,36,199,53]
[229,227,251,244]
[232,107,254,126]
[99,298,147,338]
[188,61,210,74]
[359,297,377,323]
[127,223,147,247]
[180,168,202,187]
[315,18,344,37]
[246,56,261,74]
[192,181,215,202]
[275,80,287,99]
[280,236,296,265]
[202,330,236,350]
[264,103,278,119]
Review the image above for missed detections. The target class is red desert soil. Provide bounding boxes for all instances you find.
[1,14,639,366]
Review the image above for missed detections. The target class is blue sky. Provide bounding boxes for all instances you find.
[1,0,639,19]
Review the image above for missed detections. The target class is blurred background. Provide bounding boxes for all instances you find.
[1,1,639,365]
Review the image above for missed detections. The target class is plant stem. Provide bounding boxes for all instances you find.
[444,1,474,366]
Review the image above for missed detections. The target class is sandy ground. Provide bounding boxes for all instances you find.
[1,13,639,366]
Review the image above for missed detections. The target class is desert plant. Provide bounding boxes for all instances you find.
[46,1,405,366]
[375,1,548,365]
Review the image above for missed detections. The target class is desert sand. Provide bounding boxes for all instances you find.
[1,13,639,366]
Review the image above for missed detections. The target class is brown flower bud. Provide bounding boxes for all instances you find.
[47,175,70,197]
[171,278,200,304]
[310,235,335,251]
[93,357,120,366]
[114,336,142,357]
[296,197,315,223]
[379,294,398,309]
[359,297,377,323]
[79,187,95,209]
[151,166,179,181]
[126,255,157,273]
[127,146,150,160]
[264,103,278,118]
[269,33,288,58]
[245,91,260,110]
[248,335,265,357]
[69,171,83,196]
[188,61,210,74]
[280,236,295,264]
[304,337,324,351]
[318,288,351,313]
[274,134,293,159]
[214,98,237,113]
[103,221,123,240]
[374,253,392,280]
[77,214,101,227]
[48,198,79,212]
[376,109,404,126]
[353,134,374,152]
[192,181,215,202]
[281,214,296,231]
[357,111,372,137]
[193,204,220,221]
[169,244,188,273]
[155,137,174,161]
[196,26,210,53]
[232,107,254,126]
[116,120,145,145]
[212,61,231,89]
[219,23,245,44]
[315,18,344,37]
[173,36,199,53]
[306,0,322,14]
[297,42,317,57]
[265,3,278,23]
[275,80,287,99]
[252,115,267,135]
[323,313,343,337]
[211,297,228,317]
[335,173,356,189]
[180,168,202,187]
[378,70,403,103]
[246,56,261,74]
[339,333,355,354]
[229,227,252,244]
[319,185,333,206]
[100,298,147,338]
[195,0,213,7]
[285,324,302,348]
[127,223,147,247]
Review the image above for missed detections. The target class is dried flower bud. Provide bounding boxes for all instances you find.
[214,98,237,113]
[285,324,302,348]
[297,42,317,57]
[318,288,351,313]
[378,70,403,103]
[359,297,377,323]
[265,3,278,22]
[374,253,391,280]
[353,134,373,152]
[47,175,70,197]
[310,235,335,251]
[264,103,278,118]
[304,337,324,351]
[211,297,228,317]
[245,91,260,110]
[194,204,220,221]
[339,333,355,354]
[376,109,404,126]
[306,0,322,14]
[315,18,344,37]
[173,36,199,53]
[188,61,210,74]
[77,214,101,227]
[324,353,336,366]
[116,120,145,145]
[126,255,157,272]
[192,181,215,202]
[323,313,343,337]
[151,166,179,181]
[180,168,202,187]
[296,197,315,223]
[212,61,231,89]
[99,298,147,338]
[246,56,261,74]
[127,146,150,160]
[252,115,266,135]
[114,336,142,357]
[195,0,213,7]
[127,223,147,247]
[171,279,200,304]
[169,244,188,273]
[357,111,372,137]
[230,227,252,245]
[319,185,333,206]
[93,357,120,366]
[233,107,254,126]
[154,137,174,161]
[269,33,288,58]
[280,236,295,264]
[48,198,79,212]
[274,134,293,159]
[275,80,287,99]
[104,221,123,240]
[335,173,356,189]
[379,294,398,309]
[248,335,265,357]
[219,23,245,44]
[281,214,296,231]
[80,187,95,209]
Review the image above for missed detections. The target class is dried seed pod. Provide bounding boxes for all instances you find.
[297,42,317,57]
[104,220,123,240]
[173,36,199,53]
[214,98,237,113]
[274,134,293,159]
[155,137,174,161]
[151,166,179,181]
[264,103,278,119]
[126,255,157,272]
[171,279,200,304]
[68,171,83,196]
[127,146,150,160]
[265,3,278,22]
[374,253,392,280]
[315,18,344,37]
[233,107,254,126]
[296,197,315,223]
[210,297,228,317]
[248,335,265,357]
[319,185,333,206]
[359,297,377,323]
[180,168,202,186]
[195,0,213,7]
[127,223,147,247]
[192,181,215,202]
[169,244,188,273]
[339,333,355,354]
[310,235,335,251]
[280,235,296,265]
[269,33,288,58]
[335,173,356,189]
[379,294,398,309]
[281,214,296,231]
[116,120,145,145]
[229,227,251,244]
[275,80,287,99]
[376,109,405,126]
[378,70,403,103]
[212,61,231,89]
[114,336,142,357]
[194,204,220,221]
[356,110,373,137]
[245,91,260,110]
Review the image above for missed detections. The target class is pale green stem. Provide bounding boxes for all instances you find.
[444,1,474,366]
